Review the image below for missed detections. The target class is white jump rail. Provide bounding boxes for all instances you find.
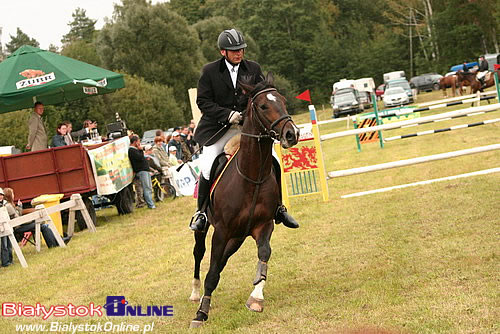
[320,103,500,141]
[417,90,496,108]
[328,144,500,178]
[0,193,95,268]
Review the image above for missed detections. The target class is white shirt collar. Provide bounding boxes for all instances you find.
[225,59,240,88]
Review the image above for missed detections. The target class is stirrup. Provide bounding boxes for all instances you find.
[189,211,207,232]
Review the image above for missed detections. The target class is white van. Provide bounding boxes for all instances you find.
[354,78,375,93]
[332,79,355,93]
[383,71,405,83]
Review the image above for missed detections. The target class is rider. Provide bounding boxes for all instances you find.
[477,56,489,89]
[189,28,299,232]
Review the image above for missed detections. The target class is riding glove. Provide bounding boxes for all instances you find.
[228,111,243,124]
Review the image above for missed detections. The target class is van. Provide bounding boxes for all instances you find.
[383,71,405,83]
[354,78,375,93]
[332,79,355,93]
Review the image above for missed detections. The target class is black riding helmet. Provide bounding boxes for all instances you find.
[217,29,247,50]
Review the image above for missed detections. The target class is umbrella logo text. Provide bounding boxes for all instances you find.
[16,70,56,90]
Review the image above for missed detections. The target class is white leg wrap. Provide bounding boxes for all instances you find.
[250,280,266,300]
[189,278,201,301]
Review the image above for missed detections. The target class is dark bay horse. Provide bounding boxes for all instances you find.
[189,73,300,328]
[456,70,480,95]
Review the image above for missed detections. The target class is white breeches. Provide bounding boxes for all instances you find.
[199,127,240,180]
[477,71,487,80]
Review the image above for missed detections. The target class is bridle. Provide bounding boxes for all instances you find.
[240,87,293,141]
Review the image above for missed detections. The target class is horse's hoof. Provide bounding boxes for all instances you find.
[190,320,204,328]
[245,296,264,312]
[189,293,200,303]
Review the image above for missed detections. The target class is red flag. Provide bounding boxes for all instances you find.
[494,64,500,70]
[295,89,311,103]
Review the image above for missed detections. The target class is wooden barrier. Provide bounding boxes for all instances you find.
[0,193,95,267]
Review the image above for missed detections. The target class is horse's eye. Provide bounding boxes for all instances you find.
[259,104,268,110]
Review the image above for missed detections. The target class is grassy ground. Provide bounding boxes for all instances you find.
[0,89,498,334]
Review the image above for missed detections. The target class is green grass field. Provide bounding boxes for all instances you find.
[1,89,499,334]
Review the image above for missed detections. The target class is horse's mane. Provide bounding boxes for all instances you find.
[240,74,275,97]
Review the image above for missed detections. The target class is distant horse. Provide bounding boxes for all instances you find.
[439,75,459,97]
[189,73,300,328]
[456,70,479,95]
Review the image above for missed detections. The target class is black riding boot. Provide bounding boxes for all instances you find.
[479,77,486,89]
[272,158,299,229]
[189,177,210,232]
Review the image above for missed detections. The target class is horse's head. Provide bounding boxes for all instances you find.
[239,72,299,149]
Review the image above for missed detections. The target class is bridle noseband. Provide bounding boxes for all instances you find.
[241,87,293,141]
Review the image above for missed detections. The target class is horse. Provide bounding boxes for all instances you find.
[189,72,300,328]
[456,70,480,95]
[439,75,459,97]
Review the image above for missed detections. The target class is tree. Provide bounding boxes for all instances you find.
[192,16,259,63]
[96,0,206,121]
[61,40,101,66]
[5,28,39,54]
[61,8,97,44]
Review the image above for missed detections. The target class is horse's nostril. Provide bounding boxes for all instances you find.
[286,129,295,142]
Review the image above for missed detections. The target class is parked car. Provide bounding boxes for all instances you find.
[410,73,443,92]
[375,84,385,100]
[142,129,162,146]
[383,87,409,108]
[358,90,373,109]
[385,79,414,103]
[330,88,364,118]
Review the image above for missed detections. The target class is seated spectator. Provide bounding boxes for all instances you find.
[72,119,98,142]
[168,146,180,166]
[51,123,68,148]
[2,188,70,254]
[63,121,74,145]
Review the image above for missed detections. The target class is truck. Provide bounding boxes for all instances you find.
[353,78,375,93]
[332,79,355,93]
[383,71,406,83]
[0,137,135,229]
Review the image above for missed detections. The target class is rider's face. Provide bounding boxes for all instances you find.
[221,49,244,65]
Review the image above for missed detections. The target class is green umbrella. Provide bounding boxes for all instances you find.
[0,45,125,113]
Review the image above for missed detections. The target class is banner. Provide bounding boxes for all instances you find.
[87,136,134,195]
[169,162,198,197]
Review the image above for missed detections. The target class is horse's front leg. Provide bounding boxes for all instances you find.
[246,222,274,312]
[190,230,208,302]
[190,227,229,328]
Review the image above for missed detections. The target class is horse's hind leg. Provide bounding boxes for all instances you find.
[190,230,208,302]
[191,228,229,328]
[247,223,274,312]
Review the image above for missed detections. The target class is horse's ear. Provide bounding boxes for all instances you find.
[265,72,274,85]
[238,81,254,95]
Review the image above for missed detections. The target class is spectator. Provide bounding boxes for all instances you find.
[168,131,183,161]
[168,146,180,166]
[26,102,48,152]
[180,126,193,162]
[2,188,70,253]
[152,136,171,168]
[128,135,155,209]
[144,144,162,174]
[72,119,98,142]
[51,123,68,148]
[63,121,74,145]
[0,188,13,267]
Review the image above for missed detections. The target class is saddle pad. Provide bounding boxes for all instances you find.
[210,148,239,201]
